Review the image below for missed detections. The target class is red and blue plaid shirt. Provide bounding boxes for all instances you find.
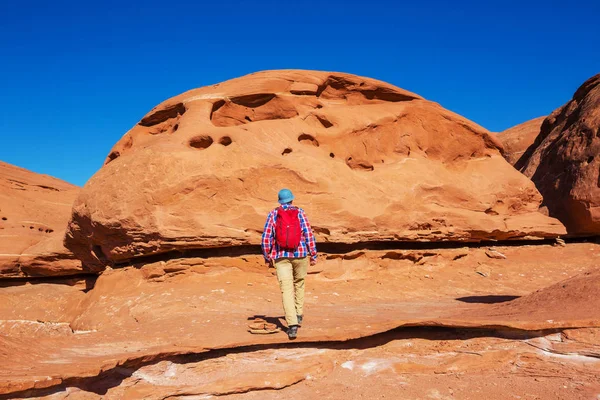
[261,204,318,262]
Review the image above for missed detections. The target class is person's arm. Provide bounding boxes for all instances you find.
[299,209,317,263]
[261,211,275,264]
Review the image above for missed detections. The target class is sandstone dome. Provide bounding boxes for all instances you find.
[65,70,565,270]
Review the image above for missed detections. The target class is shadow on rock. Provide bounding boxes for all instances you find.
[248,314,287,330]
[456,295,521,304]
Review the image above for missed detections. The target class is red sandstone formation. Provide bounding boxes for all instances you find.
[65,70,565,270]
[3,70,599,399]
[1,243,599,398]
[498,116,545,165]
[0,161,83,277]
[517,74,600,235]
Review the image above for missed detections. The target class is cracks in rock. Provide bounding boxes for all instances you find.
[111,236,598,269]
[0,325,568,399]
[522,338,600,360]
[0,273,97,289]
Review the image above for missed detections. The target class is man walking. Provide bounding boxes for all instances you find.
[261,188,317,340]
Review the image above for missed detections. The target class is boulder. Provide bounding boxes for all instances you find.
[516,74,600,235]
[498,116,545,165]
[0,161,83,277]
[65,70,565,269]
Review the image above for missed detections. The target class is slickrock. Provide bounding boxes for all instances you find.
[460,267,600,328]
[58,328,600,400]
[0,161,83,278]
[498,116,545,165]
[1,242,599,397]
[517,74,600,235]
[64,70,565,270]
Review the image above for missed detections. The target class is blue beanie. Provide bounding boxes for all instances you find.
[278,188,294,204]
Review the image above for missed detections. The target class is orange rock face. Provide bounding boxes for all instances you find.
[2,242,600,398]
[65,70,565,270]
[517,74,600,235]
[0,161,83,277]
[498,116,545,165]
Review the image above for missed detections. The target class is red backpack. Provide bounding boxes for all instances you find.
[275,207,302,250]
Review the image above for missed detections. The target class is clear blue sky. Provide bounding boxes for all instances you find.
[1,0,599,186]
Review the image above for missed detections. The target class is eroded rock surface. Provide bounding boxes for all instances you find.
[63,329,600,400]
[64,70,564,270]
[517,74,600,235]
[1,242,599,397]
[0,161,83,277]
[498,116,545,165]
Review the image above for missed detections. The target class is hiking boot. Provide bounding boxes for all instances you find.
[287,325,298,340]
[297,315,303,327]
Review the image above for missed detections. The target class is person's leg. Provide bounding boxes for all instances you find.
[291,256,309,318]
[275,258,298,326]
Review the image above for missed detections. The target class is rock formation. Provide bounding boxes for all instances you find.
[516,74,600,235]
[2,242,600,397]
[0,161,83,277]
[64,70,565,270]
[498,116,545,165]
[3,70,599,399]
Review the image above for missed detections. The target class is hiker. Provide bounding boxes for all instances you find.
[261,188,317,340]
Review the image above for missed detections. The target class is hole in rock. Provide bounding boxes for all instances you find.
[316,115,333,128]
[361,89,416,102]
[91,244,107,262]
[316,104,324,109]
[172,123,179,132]
[219,136,233,146]
[35,184,60,192]
[45,229,54,233]
[106,151,120,163]
[291,90,317,96]
[230,93,276,108]
[316,75,417,103]
[298,133,319,147]
[330,153,335,158]
[346,157,374,171]
[282,148,293,156]
[211,100,226,115]
[1,217,6,221]
[211,94,298,127]
[29,226,34,229]
[139,103,186,127]
[587,156,594,164]
[189,135,214,149]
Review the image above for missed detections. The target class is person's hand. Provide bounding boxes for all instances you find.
[310,258,317,266]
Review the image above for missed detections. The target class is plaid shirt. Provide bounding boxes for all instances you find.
[261,204,317,262]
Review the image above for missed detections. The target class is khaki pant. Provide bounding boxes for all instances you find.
[274,257,308,326]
